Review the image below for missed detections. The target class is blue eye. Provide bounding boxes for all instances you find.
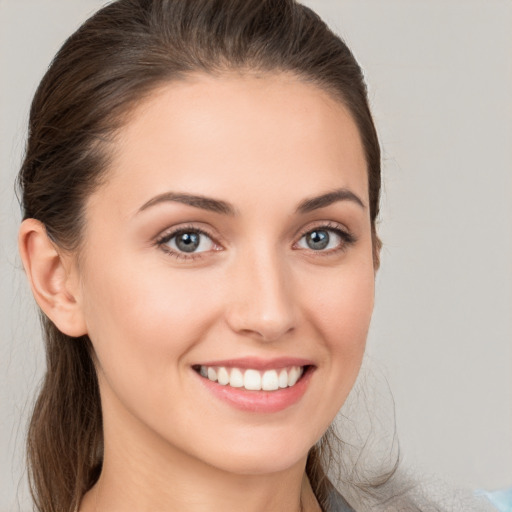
[296,227,353,252]
[159,229,215,255]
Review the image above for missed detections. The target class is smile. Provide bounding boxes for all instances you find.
[192,358,315,413]
[195,365,305,391]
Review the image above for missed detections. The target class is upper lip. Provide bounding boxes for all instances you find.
[193,357,315,370]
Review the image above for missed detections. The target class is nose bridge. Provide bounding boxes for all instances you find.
[226,242,296,341]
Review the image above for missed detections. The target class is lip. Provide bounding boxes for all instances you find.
[192,359,316,414]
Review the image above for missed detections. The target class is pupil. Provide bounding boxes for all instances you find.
[176,232,200,252]
[307,230,329,250]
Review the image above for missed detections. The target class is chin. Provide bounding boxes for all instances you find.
[211,449,308,476]
[191,426,321,476]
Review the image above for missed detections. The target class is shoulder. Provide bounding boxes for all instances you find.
[476,488,512,512]
[327,488,355,512]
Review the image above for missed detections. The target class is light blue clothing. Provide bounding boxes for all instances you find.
[327,487,512,511]
[476,488,512,512]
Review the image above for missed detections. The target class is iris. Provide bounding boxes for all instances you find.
[176,232,200,252]
[306,230,330,250]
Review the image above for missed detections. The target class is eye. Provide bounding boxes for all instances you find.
[298,229,339,251]
[296,225,354,252]
[157,228,216,256]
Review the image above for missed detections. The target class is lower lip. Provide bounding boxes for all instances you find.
[195,367,314,413]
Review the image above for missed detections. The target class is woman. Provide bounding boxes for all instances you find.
[14,1,500,511]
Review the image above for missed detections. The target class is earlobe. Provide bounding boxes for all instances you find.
[18,219,87,337]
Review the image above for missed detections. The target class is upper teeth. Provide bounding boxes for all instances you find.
[199,365,304,391]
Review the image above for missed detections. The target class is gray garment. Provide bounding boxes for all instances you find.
[327,488,355,512]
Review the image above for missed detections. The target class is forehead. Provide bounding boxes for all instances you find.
[93,72,368,216]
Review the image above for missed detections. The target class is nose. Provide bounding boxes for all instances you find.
[224,249,297,342]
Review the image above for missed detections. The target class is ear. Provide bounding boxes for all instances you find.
[18,219,87,337]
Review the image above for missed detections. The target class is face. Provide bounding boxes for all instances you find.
[75,73,375,476]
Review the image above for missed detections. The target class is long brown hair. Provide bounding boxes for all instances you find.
[17,1,382,511]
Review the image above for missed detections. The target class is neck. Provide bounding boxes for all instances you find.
[84,464,319,512]
[79,390,321,512]
[81,449,319,512]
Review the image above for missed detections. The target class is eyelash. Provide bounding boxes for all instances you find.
[155,222,356,260]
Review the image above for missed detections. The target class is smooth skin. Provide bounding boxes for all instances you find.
[19,72,376,512]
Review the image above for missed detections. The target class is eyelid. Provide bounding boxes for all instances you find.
[295,220,352,239]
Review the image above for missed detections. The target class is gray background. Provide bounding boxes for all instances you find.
[1,1,511,510]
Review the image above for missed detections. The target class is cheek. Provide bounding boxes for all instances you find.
[307,259,374,343]
[79,254,221,393]
[301,257,375,389]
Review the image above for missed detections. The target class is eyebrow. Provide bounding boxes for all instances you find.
[138,192,236,216]
[296,188,365,213]
[137,187,365,216]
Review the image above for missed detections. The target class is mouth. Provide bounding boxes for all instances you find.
[191,357,316,412]
[192,364,311,392]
